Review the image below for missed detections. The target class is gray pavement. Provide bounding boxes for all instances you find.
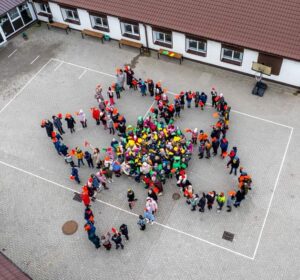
[0,23,300,280]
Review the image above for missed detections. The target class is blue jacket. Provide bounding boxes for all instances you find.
[71,167,78,177]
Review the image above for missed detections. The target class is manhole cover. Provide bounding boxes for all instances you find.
[62,220,78,235]
[172,192,181,200]
[73,192,82,202]
[222,231,234,242]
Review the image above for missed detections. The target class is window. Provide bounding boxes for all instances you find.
[0,15,14,36]
[186,37,207,56]
[39,3,51,14]
[8,7,24,31]
[153,30,172,47]
[90,14,109,32]
[61,7,80,24]
[221,46,243,65]
[121,22,140,39]
[18,4,33,25]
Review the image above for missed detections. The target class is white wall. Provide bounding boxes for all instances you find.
[45,2,300,87]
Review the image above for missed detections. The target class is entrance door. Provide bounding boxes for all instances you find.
[0,32,4,44]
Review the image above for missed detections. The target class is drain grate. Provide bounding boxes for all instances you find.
[222,231,234,242]
[73,192,82,202]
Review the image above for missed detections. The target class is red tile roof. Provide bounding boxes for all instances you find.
[52,0,300,61]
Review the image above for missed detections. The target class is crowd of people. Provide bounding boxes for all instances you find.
[41,64,253,249]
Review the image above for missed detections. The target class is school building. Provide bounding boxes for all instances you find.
[1,0,299,87]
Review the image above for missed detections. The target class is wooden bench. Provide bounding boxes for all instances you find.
[119,39,144,54]
[81,29,104,43]
[157,49,183,64]
[47,22,70,34]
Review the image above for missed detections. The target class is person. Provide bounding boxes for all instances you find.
[228,156,240,175]
[144,207,155,224]
[205,140,212,159]
[95,84,104,102]
[206,191,216,210]
[71,166,80,184]
[147,79,154,96]
[116,69,125,90]
[198,142,205,159]
[175,100,181,118]
[190,194,199,211]
[212,137,220,156]
[84,221,101,249]
[101,232,112,250]
[111,229,124,249]
[84,151,94,168]
[124,66,134,88]
[234,190,245,207]
[60,143,69,157]
[107,115,115,135]
[186,91,193,108]
[119,224,129,240]
[93,148,102,169]
[216,192,226,212]
[147,189,158,202]
[81,185,90,207]
[52,115,65,135]
[137,215,146,231]
[107,87,115,106]
[75,147,85,167]
[211,88,217,108]
[41,119,54,137]
[139,80,147,96]
[127,189,137,209]
[91,107,100,125]
[65,113,76,133]
[198,193,206,212]
[220,137,229,158]
[65,153,75,167]
[84,205,94,223]
[226,192,235,212]
[77,109,87,128]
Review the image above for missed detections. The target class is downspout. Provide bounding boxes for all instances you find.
[143,23,150,55]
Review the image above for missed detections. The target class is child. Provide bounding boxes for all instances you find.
[139,79,147,96]
[75,147,85,167]
[84,151,94,168]
[226,192,236,212]
[127,189,137,209]
[77,109,87,128]
[115,83,121,99]
[198,192,206,212]
[111,229,124,250]
[144,207,155,225]
[107,87,115,105]
[71,166,80,184]
[65,153,75,167]
[107,115,115,135]
[119,224,129,240]
[137,215,146,231]
[101,232,112,250]
[132,78,138,90]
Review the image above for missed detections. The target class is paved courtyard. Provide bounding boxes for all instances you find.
[0,23,300,280]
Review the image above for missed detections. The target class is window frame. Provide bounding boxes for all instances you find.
[60,6,80,25]
[89,13,109,32]
[185,36,207,57]
[39,3,51,15]
[221,45,244,66]
[152,29,172,48]
[120,21,140,40]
